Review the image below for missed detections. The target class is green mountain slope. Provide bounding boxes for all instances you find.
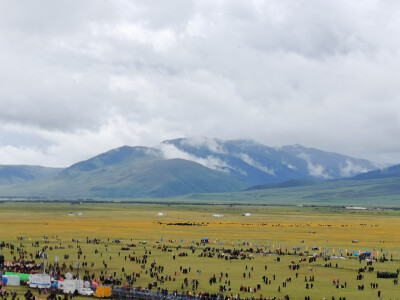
[176,177,400,207]
[0,165,62,184]
[0,146,249,198]
[88,158,249,198]
[245,178,320,191]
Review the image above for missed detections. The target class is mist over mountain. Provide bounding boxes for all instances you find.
[351,164,400,180]
[0,137,383,198]
[159,137,379,185]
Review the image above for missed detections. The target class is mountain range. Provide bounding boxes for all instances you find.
[0,137,395,199]
[160,138,378,184]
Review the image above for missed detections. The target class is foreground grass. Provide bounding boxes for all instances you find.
[0,203,399,299]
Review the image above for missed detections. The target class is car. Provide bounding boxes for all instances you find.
[79,288,94,296]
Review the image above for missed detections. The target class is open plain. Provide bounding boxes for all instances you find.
[1,202,400,300]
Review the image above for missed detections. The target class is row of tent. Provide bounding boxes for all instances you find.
[0,273,111,298]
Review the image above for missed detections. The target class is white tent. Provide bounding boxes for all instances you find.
[9,275,20,286]
[59,279,84,294]
[28,274,51,288]
[7,275,20,286]
[212,214,224,218]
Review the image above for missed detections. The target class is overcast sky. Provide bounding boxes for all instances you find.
[1,0,400,167]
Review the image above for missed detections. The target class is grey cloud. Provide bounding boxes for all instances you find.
[158,143,232,172]
[236,153,275,176]
[340,160,369,177]
[181,137,227,154]
[0,125,51,149]
[0,0,400,166]
[298,153,332,179]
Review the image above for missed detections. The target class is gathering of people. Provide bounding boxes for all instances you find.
[0,236,398,300]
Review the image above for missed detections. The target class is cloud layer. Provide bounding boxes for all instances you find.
[1,0,400,166]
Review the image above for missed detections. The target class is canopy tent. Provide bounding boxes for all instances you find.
[94,286,112,298]
[5,272,30,282]
[3,275,20,286]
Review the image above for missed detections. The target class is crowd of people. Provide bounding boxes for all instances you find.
[0,236,398,300]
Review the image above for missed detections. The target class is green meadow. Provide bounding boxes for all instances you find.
[0,202,399,299]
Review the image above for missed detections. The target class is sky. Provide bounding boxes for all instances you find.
[1,0,400,167]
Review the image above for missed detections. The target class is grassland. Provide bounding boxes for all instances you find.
[1,202,400,299]
[2,176,400,209]
[175,177,400,208]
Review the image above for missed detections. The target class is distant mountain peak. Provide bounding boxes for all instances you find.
[0,137,385,198]
[156,137,379,185]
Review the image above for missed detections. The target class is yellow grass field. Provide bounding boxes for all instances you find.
[1,202,400,300]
